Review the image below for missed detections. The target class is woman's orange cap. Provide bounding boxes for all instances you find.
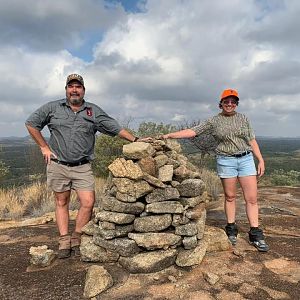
[220,89,239,100]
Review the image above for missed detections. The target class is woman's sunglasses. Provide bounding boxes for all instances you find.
[222,99,238,105]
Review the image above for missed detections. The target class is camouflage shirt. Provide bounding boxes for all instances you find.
[191,112,255,156]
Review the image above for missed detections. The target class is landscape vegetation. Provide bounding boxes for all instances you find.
[0,121,299,221]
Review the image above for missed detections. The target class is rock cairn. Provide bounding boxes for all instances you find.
[80,139,213,273]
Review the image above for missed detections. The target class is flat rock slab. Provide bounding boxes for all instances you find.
[175,223,198,236]
[119,249,177,273]
[134,214,172,232]
[113,178,154,198]
[142,173,166,188]
[95,211,135,225]
[180,195,206,208]
[128,232,181,250]
[264,258,300,283]
[175,242,208,267]
[145,187,180,203]
[145,201,184,214]
[93,236,140,257]
[102,196,145,215]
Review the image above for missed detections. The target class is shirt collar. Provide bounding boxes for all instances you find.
[60,98,91,110]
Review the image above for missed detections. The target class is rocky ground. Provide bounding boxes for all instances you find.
[0,186,299,300]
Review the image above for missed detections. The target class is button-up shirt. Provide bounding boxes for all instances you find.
[26,99,122,162]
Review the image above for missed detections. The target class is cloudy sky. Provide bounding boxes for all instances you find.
[0,0,299,137]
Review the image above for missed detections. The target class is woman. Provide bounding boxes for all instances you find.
[163,89,269,252]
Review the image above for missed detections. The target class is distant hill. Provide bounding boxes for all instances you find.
[1,136,300,187]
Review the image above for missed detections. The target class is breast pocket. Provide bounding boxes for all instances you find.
[76,116,95,134]
[49,113,69,127]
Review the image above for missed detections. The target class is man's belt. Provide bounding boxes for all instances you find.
[231,151,251,158]
[51,158,90,167]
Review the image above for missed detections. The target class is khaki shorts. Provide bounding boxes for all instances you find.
[47,161,95,192]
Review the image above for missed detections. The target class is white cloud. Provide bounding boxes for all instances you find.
[0,0,299,137]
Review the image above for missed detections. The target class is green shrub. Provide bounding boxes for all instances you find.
[269,169,300,186]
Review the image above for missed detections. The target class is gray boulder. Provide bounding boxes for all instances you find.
[134,214,172,232]
[145,187,180,203]
[119,249,177,273]
[83,265,113,298]
[175,222,198,236]
[108,158,143,180]
[93,236,140,257]
[128,232,181,250]
[29,245,55,267]
[123,142,156,159]
[113,178,153,198]
[95,211,135,225]
[80,235,119,262]
[145,201,184,214]
[158,164,174,182]
[177,179,206,197]
[182,236,198,250]
[102,196,145,215]
[175,241,208,267]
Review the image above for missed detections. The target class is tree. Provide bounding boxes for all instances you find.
[0,147,9,181]
[137,121,176,137]
[0,161,9,180]
[93,134,129,177]
[178,120,219,168]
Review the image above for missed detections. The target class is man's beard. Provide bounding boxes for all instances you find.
[68,97,83,105]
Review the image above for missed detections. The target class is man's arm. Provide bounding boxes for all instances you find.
[25,125,57,164]
[118,129,152,142]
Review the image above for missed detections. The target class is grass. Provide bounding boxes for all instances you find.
[0,162,221,220]
[0,177,107,220]
[198,168,222,201]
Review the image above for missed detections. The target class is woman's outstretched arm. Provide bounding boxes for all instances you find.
[162,129,196,139]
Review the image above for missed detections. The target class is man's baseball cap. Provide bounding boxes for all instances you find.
[66,74,84,87]
[220,89,239,100]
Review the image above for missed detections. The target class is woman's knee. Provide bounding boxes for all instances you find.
[246,197,258,205]
[225,195,236,203]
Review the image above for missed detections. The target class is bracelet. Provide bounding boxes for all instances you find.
[133,137,139,142]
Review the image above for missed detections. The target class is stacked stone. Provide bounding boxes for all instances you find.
[80,139,209,273]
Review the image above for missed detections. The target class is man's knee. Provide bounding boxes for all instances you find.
[80,197,95,210]
[56,198,69,207]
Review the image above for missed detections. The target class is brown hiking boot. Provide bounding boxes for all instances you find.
[58,234,71,259]
[71,231,82,257]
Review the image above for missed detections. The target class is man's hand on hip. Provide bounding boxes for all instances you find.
[40,145,57,164]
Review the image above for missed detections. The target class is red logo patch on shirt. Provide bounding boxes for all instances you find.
[86,108,93,117]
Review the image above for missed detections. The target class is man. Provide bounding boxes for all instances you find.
[26,74,141,258]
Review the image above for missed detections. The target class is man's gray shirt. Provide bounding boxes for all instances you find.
[25,99,122,162]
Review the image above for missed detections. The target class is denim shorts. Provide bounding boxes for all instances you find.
[216,153,257,178]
